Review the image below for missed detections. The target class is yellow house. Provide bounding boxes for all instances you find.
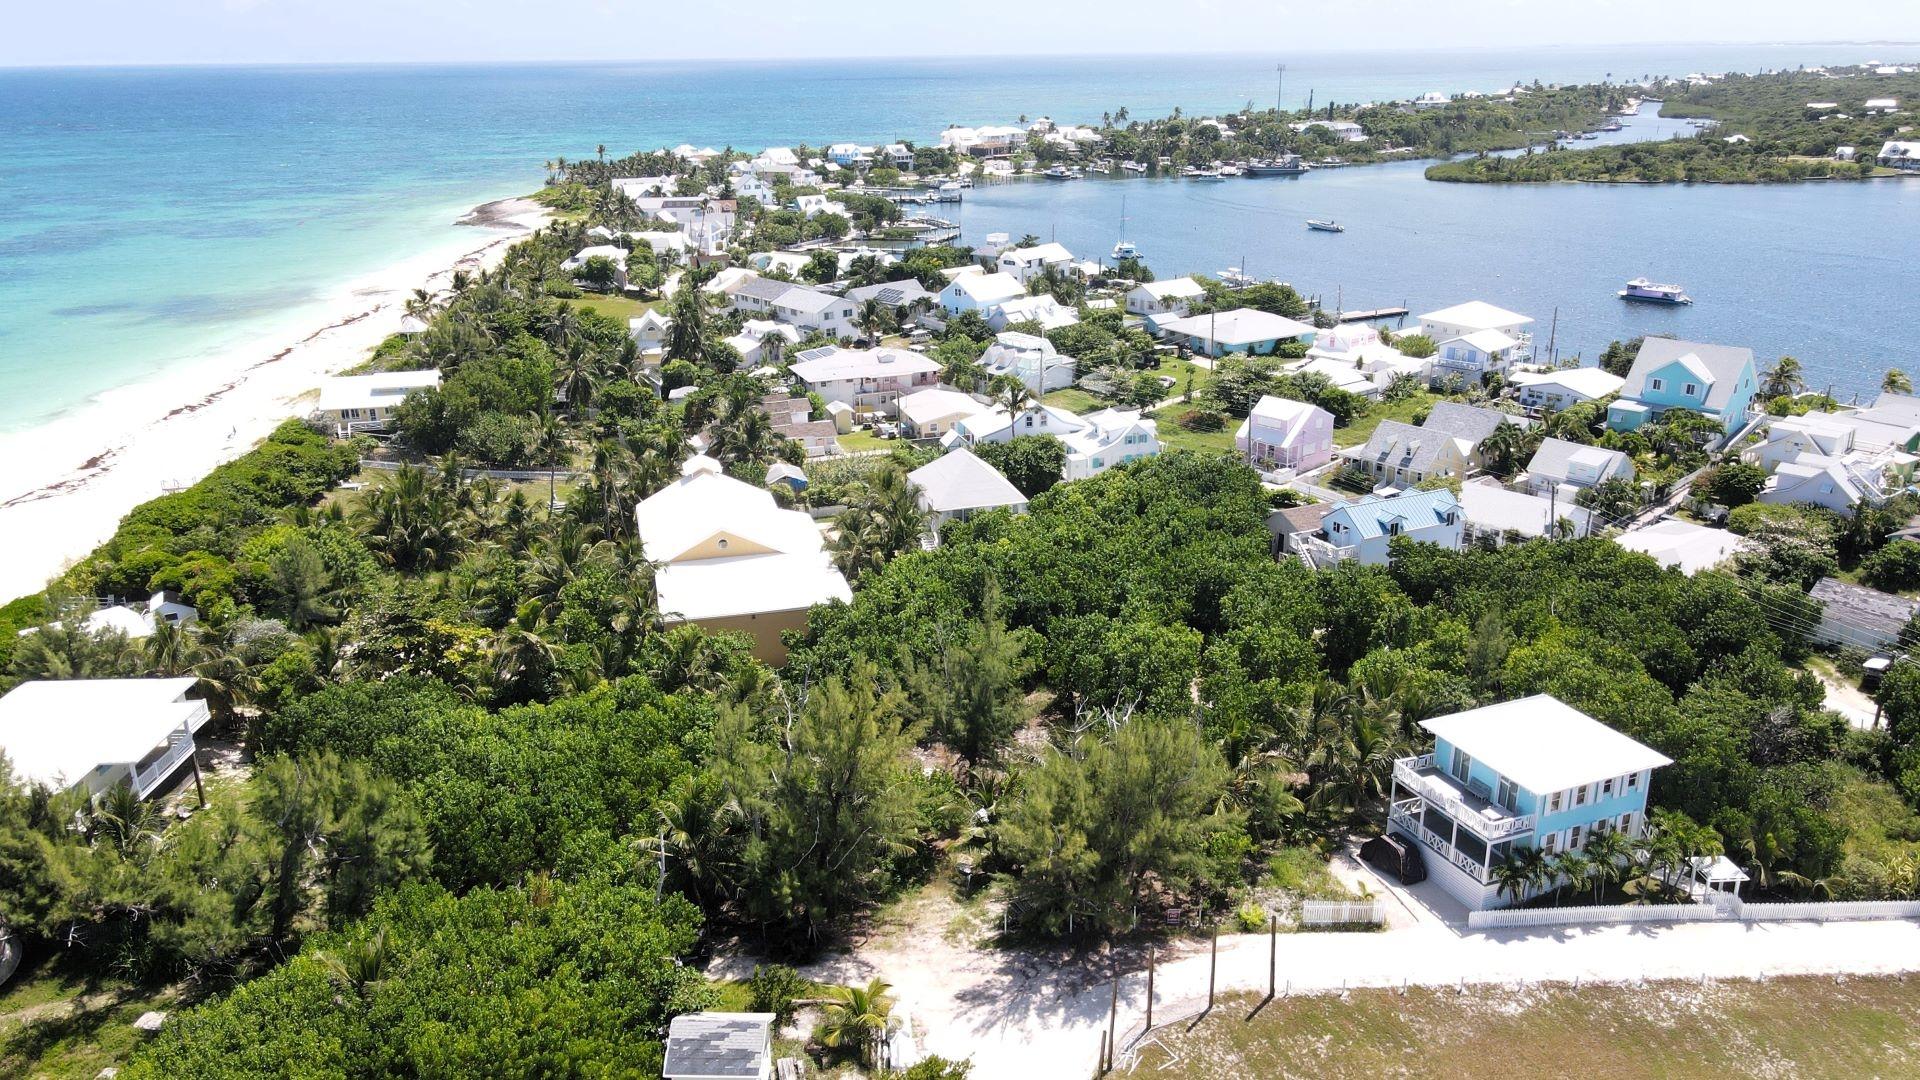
[636,456,851,662]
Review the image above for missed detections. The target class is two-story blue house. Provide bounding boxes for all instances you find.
[1386,695,1672,910]
[1606,337,1759,435]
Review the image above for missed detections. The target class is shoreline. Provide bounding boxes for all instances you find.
[0,195,549,604]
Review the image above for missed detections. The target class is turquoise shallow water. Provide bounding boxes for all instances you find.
[0,45,1904,432]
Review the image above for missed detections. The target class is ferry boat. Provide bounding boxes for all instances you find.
[1042,165,1078,180]
[1247,154,1310,176]
[1306,219,1346,233]
[1619,277,1693,304]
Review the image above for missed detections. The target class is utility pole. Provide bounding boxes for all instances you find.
[1106,953,1119,1071]
[1146,947,1156,1030]
[1276,63,1286,114]
[1268,914,1278,999]
[1207,923,1220,1011]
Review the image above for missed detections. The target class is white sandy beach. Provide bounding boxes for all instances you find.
[0,197,549,604]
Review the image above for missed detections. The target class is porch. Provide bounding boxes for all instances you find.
[1388,753,1535,889]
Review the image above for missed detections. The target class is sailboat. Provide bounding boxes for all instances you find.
[1110,195,1143,262]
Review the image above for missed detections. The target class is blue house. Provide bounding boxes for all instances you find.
[1297,488,1463,567]
[1606,337,1758,435]
[1386,695,1672,910]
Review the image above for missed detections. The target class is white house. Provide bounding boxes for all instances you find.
[1807,577,1920,651]
[826,143,876,167]
[909,448,1029,531]
[1523,438,1635,496]
[947,403,1159,480]
[17,591,197,643]
[896,387,989,440]
[1418,301,1534,379]
[1290,119,1368,142]
[786,346,941,416]
[662,1012,775,1080]
[980,331,1077,395]
[1299,488,1464,566]
[1125,277,1207,318]
[0,678,210,800]
[629,309,673,355]
[1153,308,1318,357]
[987,294,1078,333]
[721,320,801,368]
[562,244,631,288]
[725,275,859,339]
[939,272,1027,316]
[996,243,1076,284]
[1509,368,1626,411]
[1234,395,1335,474]
[316,369,441,437]
[1878,141,1920,169]
[1614,519,1751,575]
[1059,408,1161,481]
[635,457,851,663]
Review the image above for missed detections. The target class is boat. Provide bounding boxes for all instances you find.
[1218,164,1245,177]
[1218,267,1257,288]
[1602,119,1625,132]
[1247,154,1311,176]
[1185,167,1226,180]
[1042,165,1077,180]
[1121,160,1148,173]
[937,180,964,192]
[1618,277,1693,304]
[1111,195,1142,263]
[1306,219,1345,233]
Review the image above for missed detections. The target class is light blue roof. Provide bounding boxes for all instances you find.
[1326,488,1462,540]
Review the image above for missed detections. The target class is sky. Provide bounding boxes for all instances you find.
[4,0,1919,67]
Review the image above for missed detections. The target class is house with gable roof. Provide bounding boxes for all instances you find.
[1337,402,1526,489]
[1417,301,1534,380]
[1299,488,1464,566]
[1606,337,1759,434]
[1234,395,1335,473]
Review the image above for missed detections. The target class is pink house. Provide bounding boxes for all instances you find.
[1235,395,1334,473]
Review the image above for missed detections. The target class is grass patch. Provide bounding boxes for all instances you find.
[1333,390,1440,449]
[1263,846,1357,901]
[0,956,185,1080]
[569,294,656,322]
[1149,977,1920,1078]
[1148,407,1237,456]
[1040,387,1103,413]
[836,430,893,453]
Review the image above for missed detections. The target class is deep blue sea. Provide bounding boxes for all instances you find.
[0,44,1910,433]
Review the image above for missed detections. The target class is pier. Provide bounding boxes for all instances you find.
[1336,306,1409,322]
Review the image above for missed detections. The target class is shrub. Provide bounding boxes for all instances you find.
[747,963,810,1027]
[1177,409,1226,432]
[1861,540,1920,592]
[1235,901,1270,933]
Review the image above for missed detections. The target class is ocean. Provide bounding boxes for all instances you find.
[0,43,1909,434]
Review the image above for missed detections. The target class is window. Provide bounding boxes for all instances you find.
[1542,833,1558,856]
[1023,415,1034,428]
[1548,791,1563,813]
[1601,778,1614,798]
[1569,825,1584,850]
[1496,777,1517,811]
[1619,813,1634,832]
[1574,785,1588,807]
[1450,747,1472,782]
[1626,772,1639,790]
[1650,377,1665,391]
[1683,383,1698,397]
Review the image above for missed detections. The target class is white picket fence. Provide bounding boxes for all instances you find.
[1469,897,1920,931]
[1301,898,1386,926]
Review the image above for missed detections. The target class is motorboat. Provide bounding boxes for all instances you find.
[1247,154,1311,176]
[1306,219,1346,233]
[1121,160,1148,173]
[1619,277,1693,304]
[1112,240,1143,260]
[1042,165,1078,180]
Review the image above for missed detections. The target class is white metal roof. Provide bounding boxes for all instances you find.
[1156,308,1317,346]
[908,448,1027,514]
[1134,277,1207,300]
[946,272,1028,305]
[1614,519,1750,575]
[317,370,441,412]
[0,678,204,791]
[1418,300,1533,331]
[635,468,822,563]
[897,388,988,428]
[1510,368,1625,400]
[788,347,940,384]
[655,552,850,622]
[1419,695,1671,793]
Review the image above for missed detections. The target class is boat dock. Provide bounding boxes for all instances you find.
[1336,307,1409,323]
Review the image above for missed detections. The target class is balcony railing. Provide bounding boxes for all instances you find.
[130,722,197,800]
[1392,755,1535,840]
[1389,800,1491,882]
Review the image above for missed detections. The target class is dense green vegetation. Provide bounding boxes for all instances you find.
[1430,67,1918,183]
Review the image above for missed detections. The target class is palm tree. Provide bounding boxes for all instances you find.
[1551,850,1594,907]
[818,978,894,1066]
[990,375,1036,422]
[1583,828,1634,903]
[1885,368,1913,395]
[1477,421,1527,477]
[758,329,789,369]
[88,781,163,856]
[1491,850,1536,907]
[1761,355,1805,399]
[556,339,599,415]
[320,926,393,998]
[857,299,889,345]
[489,602,559,701]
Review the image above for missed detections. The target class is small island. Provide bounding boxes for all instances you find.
[1427,65,1920,184]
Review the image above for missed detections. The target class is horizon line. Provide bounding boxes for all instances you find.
[4,39,1920,73]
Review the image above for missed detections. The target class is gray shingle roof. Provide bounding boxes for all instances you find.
[1808,577,1920,640]
[663,1012,774,1079]
[845,279,934,307]
[734,276,798,303]
[1622,338,1756,412]
[1421,401,1515,444]
[1525,437,1632,483]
